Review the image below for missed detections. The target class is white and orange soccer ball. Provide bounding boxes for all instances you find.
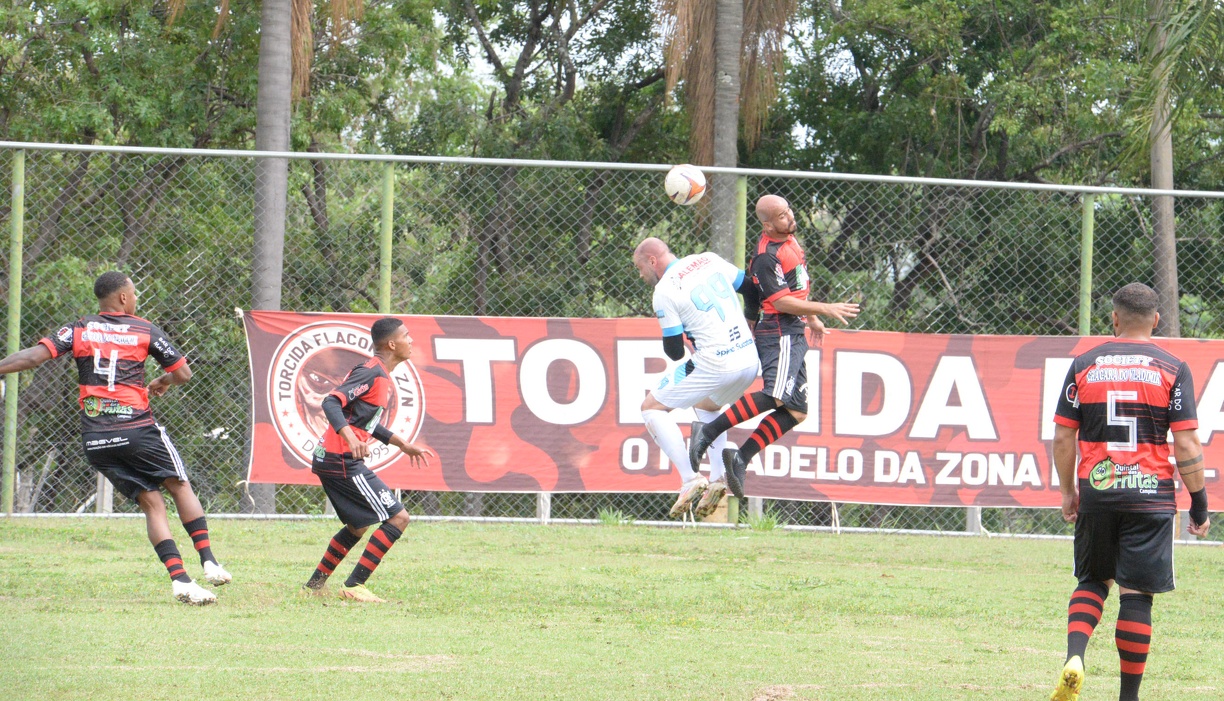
[664,164,707,205]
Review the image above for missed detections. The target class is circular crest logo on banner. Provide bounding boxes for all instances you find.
[267,320,425,471]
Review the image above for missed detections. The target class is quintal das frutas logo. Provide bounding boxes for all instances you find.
[1089,458,1159,494]
[267,321,425,471]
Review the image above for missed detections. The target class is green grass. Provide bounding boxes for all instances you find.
[0,519,1221,701]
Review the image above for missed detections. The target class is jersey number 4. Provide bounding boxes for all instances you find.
[93,349,119,392]
[689,273,735,321]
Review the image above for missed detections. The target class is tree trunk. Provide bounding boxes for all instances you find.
[709,0,742,261]
[247,0,294,514]
[1149,0,1179,337]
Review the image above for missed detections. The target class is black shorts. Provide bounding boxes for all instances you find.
[1074,511,1176,593]
[81,423,189,502]
[756,333,809,412]
[317,467,404,529]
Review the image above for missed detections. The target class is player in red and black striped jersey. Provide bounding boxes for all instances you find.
[1048,283,1210,701]
[0,272,229,605]
[690,195,859,499]
[301,317,433,603]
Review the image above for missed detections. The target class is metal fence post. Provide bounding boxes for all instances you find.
[966,506,983,534]
[379,162,395,313]
[2,150,24,515]
[536,492,551,525]
[1079,194,1096,335]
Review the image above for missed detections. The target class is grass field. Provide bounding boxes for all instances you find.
[0,518,1221,701]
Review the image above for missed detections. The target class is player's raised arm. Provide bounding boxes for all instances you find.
[0,344,53,375]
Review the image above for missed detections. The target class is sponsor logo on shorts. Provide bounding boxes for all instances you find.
[378,489,396,507]
[1089,458,1159,494]
[268,321,424,471]
[84,436,130,449]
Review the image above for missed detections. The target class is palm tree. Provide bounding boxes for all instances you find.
[171,0,363,512]
[659,0,797,258]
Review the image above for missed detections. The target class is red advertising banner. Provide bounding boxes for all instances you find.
[243,311,1224,508]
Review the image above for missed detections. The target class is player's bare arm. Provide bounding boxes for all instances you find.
[1053,423,1079,523]
[389,434,434,468]
[0,344,52,375]
[147,363,192,397]
[1172,428,1211,536]
[771,295,860,325]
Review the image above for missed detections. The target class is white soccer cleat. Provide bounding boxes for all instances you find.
[669,476,709,519]
[172,579,218,606]
[694,478,727,518]
[202,560,232,586]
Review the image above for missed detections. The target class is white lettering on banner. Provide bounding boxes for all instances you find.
[835,351,912,436]
[909,356,998,439]
[791,446,819,478]
[622,438,649,470]
[1041,357,1075,440]
[1195,361,1224,445]
[935,452,1042,487]
[873,450,927,485]
[838,449,864,481]
[519,339,606,425]
[433,338,516,423]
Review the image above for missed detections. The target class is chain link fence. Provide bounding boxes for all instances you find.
[2,143,1221,536]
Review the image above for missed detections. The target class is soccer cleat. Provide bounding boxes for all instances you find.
[723,448,748,499]
[298,582,331,598]
[338,583,386,603]
[1050,655,1084,701]
[688,421,714,474]
[172,579,218,606]
[694,479,727,518]
[669,475,709,519]
[202,560,232,586]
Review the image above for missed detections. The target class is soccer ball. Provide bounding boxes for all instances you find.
[664,164,707,205]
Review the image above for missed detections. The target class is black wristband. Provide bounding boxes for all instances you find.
[1189,488,1209,526]
[371,424,394,445]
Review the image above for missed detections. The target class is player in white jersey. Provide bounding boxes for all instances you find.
[633,237,761,518]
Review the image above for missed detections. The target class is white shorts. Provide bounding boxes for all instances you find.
[653,360,760,410]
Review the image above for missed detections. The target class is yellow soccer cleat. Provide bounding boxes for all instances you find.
[338,583,386,603]
[1050,655,1084,701]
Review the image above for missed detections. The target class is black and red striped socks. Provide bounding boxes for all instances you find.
[344,522,403,588]
[181,516,216,566]
[705,392,775,437]
[740,408,800,461]
[306,527,362,589]
[1116,593,1153,701]
[154,539,192,583]
[1066,580,1109,661]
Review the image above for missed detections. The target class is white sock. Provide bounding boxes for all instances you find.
[695,408,727,481]
[643,409,698,483]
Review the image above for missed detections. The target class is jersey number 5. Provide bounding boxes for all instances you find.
[1106,390,1138,453]
[93,349,119,392]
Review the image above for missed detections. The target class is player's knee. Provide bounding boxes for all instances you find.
[136,490,165,513]
[346,524,369,538]
[388,510,410,530]
[787,409,807,423]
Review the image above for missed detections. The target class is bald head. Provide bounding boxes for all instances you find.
[632,237,677,287]
[755,195,796,239]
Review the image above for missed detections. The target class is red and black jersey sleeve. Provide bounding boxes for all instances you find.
[39,321,78,359]
[147,323,187,372]
[1053,363,1082,429]
[1167,362,1197,432]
